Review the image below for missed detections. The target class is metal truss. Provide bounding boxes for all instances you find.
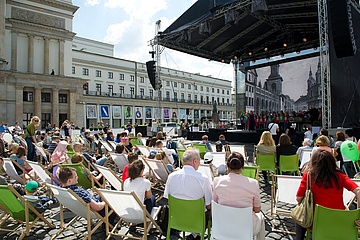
[318,0,331,128]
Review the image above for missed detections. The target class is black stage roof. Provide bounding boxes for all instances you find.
[160,0,322,63]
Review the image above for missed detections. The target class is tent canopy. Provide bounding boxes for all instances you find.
[160,0,319,63]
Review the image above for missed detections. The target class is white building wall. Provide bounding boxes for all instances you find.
[49,40,59,74]
[34,36,45,74]
[17,34,28,72]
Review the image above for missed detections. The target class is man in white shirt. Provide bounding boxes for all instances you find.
[164,148,212,239]
[268,121,279,144]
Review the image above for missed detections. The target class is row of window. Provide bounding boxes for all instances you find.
[23,91,67,103]
[74,67,229,94]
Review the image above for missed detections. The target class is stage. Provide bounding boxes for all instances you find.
[186,129,261,144]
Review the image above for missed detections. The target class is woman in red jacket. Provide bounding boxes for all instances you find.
[295,150,360,239]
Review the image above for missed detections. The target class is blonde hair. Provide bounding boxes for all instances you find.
[31,116,41,126]
[258,131,275,146]
[315,135,330,147]
[129,132,135,138]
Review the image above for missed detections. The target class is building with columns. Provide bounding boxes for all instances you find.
[0,0,233,129]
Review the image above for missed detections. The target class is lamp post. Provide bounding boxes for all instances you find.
[231,58,239,127]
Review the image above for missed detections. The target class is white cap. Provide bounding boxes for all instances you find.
[204,152,214,161]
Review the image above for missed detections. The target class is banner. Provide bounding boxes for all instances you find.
[135,107,142,119]
[145,107,152,119]
[124,106,132,119]
[112,106,121,119]
[86,105,97,119]
[100,105,109,119]
[179,109,185,119]
[164,108,170,119]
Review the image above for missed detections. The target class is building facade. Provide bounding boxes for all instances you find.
[0,0,234,129]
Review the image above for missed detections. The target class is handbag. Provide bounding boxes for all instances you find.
[290,173,314,228]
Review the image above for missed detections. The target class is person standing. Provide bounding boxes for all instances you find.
[268,120,279,145]
[24,116,41,162]
[151,119,157,137]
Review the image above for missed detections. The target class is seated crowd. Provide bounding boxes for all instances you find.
[1,117,360,240]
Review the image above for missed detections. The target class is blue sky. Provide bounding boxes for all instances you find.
[72,0,318,101]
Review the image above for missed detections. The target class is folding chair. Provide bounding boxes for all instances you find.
[242,165,260,181]
[270,175,302,234]
[167,195,210,240]
[211,152,227,176]
[231,145,248,163]
[98,139,113,154]
[211,201,253,240]
[27,161,55,184]
[0,185,54,239]
[177,149,185,166]
[299,150,312,169]
[312,204,360,240]
[144,158,170,198]
[192,144,207,159]
[278,154,300,175]
[255,154,276,182]
[138,155,151,178]
[197,163,215,183]
[47,184,111,240]
[60,163,100,189]
[33,144,50,165]
[343,179,360,209]
[3,158,26,184]
[110,153,128,172]
[95,165,123,191]
[137,145,150,157]
[95,188,162,240]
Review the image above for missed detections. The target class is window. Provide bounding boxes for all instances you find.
[130,75,135,82]
[200,86,203,91]
[83,83,88,93]
[206,87,209,92]
[96,70,101,77]
[140,77,144,83]
[82,68,89,75]
[41,93,51,102]
[217,89,220,93]
[119,73,124,80]
[130,87,134,95]
[166,81,170,87]
[227,90,229,95]
[72,67,75,74]
[181,93,184,100]
[59,94,67,103]
[194,85,197,90]
[108,85,113,95]
[41,113,51,128]
[23,91,33,102]
[174,92,177,100]
[108,72,113,79]
[181,83,184,88]
[96,84,101,93]
[222,98,225,104]
[212,88,214,93]
[166,91,170,99]
[140,88,144,96]
[188,94,191,100]
[174,82,177,87]
[119,86,124,95]
[194,95,198,101]
[188,84,191,90]
[201,96,204,103]
[222,89,225,94]
[149,89,153,98]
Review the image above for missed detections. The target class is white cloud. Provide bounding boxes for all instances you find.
[103,20,133,44]
[85,0,101,6]
[104,0,167,20]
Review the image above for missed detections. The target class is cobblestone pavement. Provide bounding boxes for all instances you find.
[0,142,298,240]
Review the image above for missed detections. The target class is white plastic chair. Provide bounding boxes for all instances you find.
[299,150,312,169]
[211,200,253,240]
[271,175,302,234]
[95,188,162,239]
[197,163,214,182]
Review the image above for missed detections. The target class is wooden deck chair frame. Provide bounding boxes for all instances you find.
[26,161,55,184]
[143,158,170,200]
[33,143,51,165]
[4,158,34,185]
[47,184,112,240]
[107,140,117,150]
[110,153,129,172]
[137,145,150,157]
[0,184,54,240]
[60,162,103,189]
[95,165,123,190]
[270,174,302,234]
[98,139,113,154]
[95,188,162,240]
[343,179,360,210]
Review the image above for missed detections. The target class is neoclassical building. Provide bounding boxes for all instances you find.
[245,64,294,114]
[0,0,234,128]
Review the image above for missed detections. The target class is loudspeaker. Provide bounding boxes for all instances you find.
[328,0,357,58]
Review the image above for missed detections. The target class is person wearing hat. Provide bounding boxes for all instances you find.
[23,180,57,215]
[47,135,61,154]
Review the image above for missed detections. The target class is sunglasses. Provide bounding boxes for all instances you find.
[34,120,39,122]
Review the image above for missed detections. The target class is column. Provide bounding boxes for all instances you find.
[52,88,59,127]
[59,40,65,76]
[44,37,49,74]
[0,0,5,60]
[11,32,17,71]
[15,85,24,122]
[28,34,34,73]
[69,90,76,122]
[34,87,42,117]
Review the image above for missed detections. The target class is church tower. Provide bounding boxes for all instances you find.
[266,64,283,95]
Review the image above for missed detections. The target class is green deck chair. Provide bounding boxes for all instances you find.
[177,149,185,167]
[278,154,300,175]
[0,185,54,239]
[311,204,360,240]
[192,144,207,159]
[242,165,260,181]
[167,195,210,240]
[60,163,93,189]
[255,153,277,182]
